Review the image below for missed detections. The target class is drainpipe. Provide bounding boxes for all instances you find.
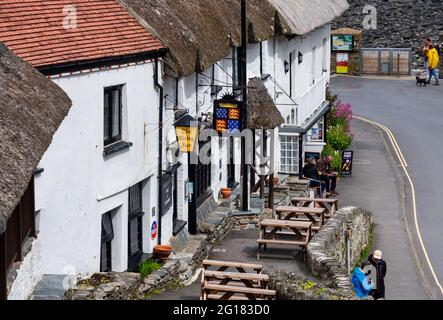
[154,58,164,245]
[298,134,304,179]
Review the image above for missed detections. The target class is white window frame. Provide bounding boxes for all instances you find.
[279,134,300,174]
[307,118,325,144]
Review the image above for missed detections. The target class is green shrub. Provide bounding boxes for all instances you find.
[327,125,353,151]
[321,144,335,158]
[331,151,343,173]
[139,260,162,280]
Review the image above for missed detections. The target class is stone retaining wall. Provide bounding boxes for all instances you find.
[307,207,373,290]
[269,271,357,300]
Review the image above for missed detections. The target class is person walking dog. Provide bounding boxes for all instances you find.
[368,250,387,300]
[427,43,440,85]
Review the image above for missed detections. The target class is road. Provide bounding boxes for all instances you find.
[332,75,443,299]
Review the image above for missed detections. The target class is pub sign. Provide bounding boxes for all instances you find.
[213,98,242,134]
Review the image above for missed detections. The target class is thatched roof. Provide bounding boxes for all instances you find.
[119,0,276,77]
[247,77,284,129]
[119,0,349,77]
[270,0,350,36]
[0,43,71,235]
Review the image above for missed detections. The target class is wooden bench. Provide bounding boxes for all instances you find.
[202,283,276,300]
[291,197,339,218]
[275,206,326,230]
[257,219,312,260]
[201,260,275,300]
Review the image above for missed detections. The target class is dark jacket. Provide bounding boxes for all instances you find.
[368,254,387,299]
[303,163,320,181]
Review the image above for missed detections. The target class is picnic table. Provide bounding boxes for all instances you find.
[202,259,263,274]
[291,197,339,218]
[275,206,326,230]
[257,219,312,260]
[201,260,276,300]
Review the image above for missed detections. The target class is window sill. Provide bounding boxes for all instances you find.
[103,141,133,156]
[305,141,326,146]
[173,219,188,236]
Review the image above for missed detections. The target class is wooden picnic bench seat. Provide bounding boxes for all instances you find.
[202,283,276,300]
[204,271,269,282]
[257,219,312,260]
[200,261,274,300]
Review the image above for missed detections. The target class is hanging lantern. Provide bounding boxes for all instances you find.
[174,114,198,153]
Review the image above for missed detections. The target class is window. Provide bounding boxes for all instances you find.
[104,85,123,146]
[128,183,143,270]
[322,37,329,72]
[289,51,295,97]
[311,46,317,84]
[280,135,300,174]
[101,212,114,272]
[307,118,324,143]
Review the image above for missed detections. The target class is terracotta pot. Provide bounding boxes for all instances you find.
[266,177,280,187]
[221,187,232,199]
[153,245,172,260]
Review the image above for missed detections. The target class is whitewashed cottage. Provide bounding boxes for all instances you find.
[0,0,349,299]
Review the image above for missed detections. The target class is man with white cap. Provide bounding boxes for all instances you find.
[368,250,387,300]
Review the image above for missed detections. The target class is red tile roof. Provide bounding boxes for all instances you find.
[0,0,165,68]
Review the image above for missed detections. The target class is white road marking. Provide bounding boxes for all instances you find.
[355,115,443,296]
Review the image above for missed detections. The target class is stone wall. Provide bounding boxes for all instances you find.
[307,207,373,290]
[332,0,443,69]
[269,271,357,300]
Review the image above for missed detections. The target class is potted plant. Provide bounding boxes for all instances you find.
[221,187,232,199]
[153,245,172,260]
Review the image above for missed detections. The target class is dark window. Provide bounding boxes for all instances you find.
[100,212,114,272]
[1,177,36,300]
[128,183,143,270]
[104,85,123,146]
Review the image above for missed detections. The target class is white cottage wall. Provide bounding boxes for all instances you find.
[34,62,160,275]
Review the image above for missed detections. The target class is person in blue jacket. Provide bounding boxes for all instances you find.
[352,261,375,298]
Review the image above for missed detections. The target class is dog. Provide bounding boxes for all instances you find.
[416,71,428,87]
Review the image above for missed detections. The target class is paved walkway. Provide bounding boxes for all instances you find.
[150,229,312,300]
[338,119,428,300]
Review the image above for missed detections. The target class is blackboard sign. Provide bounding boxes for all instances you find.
[161,174,173,216]
[341,150,354,176]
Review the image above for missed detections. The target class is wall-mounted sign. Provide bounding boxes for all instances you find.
[341,150,354,176]
[336,53,349,74]
[332,34,354,52]
[161,174,173,215]
[305,152,321,161]
[214,98,242,134]
[151,221,158,240]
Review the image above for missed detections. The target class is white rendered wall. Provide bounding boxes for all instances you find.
[34,62,160,275]
[7,239,42,300]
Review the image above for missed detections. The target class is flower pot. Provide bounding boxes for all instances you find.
[221,187,232,199]
[153,245,172,260]
[266,177,280,187]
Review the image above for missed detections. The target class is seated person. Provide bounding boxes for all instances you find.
[352,261,375,299]
[302,158,326,195]
[318,156,339,196]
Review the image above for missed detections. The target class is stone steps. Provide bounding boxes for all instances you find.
[31,274,68,300]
